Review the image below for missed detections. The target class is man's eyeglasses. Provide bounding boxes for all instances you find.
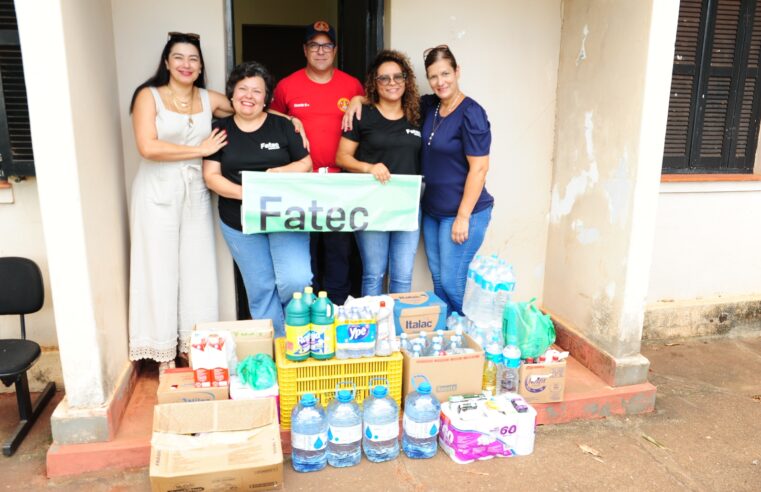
[376,73,406,86]
[168,31,200,41]
[306,42,336,52]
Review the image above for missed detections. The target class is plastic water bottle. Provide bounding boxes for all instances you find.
[310,291,335,360]
[335,306,350,359]
[291,393,328,472]
[426,342,443,357]
[285,292,311,361]
[402,375,441,459]
[375,301,393,356]
[498,345,522,395]
[399,333,411,353]
[362,382,399,462]
[482,344,502,395]
[411,345,422,358]
[326,385,362,468]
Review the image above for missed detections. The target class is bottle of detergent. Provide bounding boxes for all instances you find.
[285,292,311,361]
[310,291,335,360]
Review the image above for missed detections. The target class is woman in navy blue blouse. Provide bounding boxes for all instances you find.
[419,45,493,315]
[342,45,492,315]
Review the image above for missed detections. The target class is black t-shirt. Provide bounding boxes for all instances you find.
[207,114,309,231]
[342,104,421,175]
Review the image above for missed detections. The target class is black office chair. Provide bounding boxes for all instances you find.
[0,257,56,456]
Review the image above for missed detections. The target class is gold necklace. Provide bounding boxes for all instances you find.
[167,86,195,128]
[427,92,462,146]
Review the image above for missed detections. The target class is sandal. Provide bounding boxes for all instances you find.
[158,360,176,375]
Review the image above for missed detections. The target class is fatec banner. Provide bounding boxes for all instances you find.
[241,172,422,234]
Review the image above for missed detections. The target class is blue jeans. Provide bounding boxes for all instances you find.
[422,206,492,315]
[219,221,312,337]
[355,228,420,296]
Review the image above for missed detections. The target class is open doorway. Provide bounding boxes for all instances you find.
[227,0,384,318]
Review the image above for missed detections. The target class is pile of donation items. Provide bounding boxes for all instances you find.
[148,255,562,491]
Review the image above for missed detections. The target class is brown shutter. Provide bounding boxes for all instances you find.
[0,0,33,178]
[663,0,761,173]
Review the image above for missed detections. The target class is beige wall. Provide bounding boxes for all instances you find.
[0,179,62,393]
[388,0,561,300]
[0,180,56,346]
[111,0,237,321]
[648,182,761,302]
[233,0,338,64]
[543,0,679,359]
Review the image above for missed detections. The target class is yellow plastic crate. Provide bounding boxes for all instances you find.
[275,338,403,429]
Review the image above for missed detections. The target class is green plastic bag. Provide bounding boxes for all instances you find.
[502,297,555,359]
[236,353,277,390]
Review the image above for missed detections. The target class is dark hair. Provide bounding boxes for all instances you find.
[129,34,206,113]
[423,44,458,72]
[225,61,275,107]
[364,50,420,126]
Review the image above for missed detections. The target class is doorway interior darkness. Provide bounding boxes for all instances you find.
[225,0,384,319]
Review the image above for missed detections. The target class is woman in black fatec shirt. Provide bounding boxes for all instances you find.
[336,50,422,296]
[203,62,313,336]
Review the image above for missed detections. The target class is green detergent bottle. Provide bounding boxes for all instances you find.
[285,292,311,361]
[303,286,316,306]
[310,291,336,360]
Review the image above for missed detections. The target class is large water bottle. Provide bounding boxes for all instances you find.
[498,345,522,395]
[402,375,441,459]
[362,381,399,462]
[291,393,328,472]
[310,291,335,360]
[285,292,311,361]
[326,384,362,468]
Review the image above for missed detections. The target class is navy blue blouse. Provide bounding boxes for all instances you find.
[420,94,493,218]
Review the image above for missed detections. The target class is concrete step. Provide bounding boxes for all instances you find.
[45,355,655,478]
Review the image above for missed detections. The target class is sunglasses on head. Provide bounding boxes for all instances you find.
[423,44,450,59]
[167,31,200,41]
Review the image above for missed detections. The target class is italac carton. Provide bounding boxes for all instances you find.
[194,319,274,360]
[390,291,447,335]
[150,398,283,492]
[518,357,567,403]
[402,333,485,402]
[157,368,228,404]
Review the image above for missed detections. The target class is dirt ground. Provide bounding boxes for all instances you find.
[2,335,760,491]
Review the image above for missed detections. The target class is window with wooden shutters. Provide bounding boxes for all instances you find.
[663,0,761,174]
[0,0,33,179]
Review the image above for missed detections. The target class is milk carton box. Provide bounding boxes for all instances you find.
[191,331,231,387]
[438,393,536,464]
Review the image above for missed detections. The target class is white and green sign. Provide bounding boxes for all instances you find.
[241,172,421,234]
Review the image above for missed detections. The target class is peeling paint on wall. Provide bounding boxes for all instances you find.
[549,111,599,223]
[603,148,631,225]
[449,16,466,40]
[571,219,600,244]
[576,24,589,65]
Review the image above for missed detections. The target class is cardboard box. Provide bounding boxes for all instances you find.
[150,398,283,492]
[157,368,229,404]
[194,319,274,360]
[402,333,485,402]
[518,359,566,403]
[390,291,447,335]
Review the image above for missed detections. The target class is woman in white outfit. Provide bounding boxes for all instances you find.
[128,32,231,371]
